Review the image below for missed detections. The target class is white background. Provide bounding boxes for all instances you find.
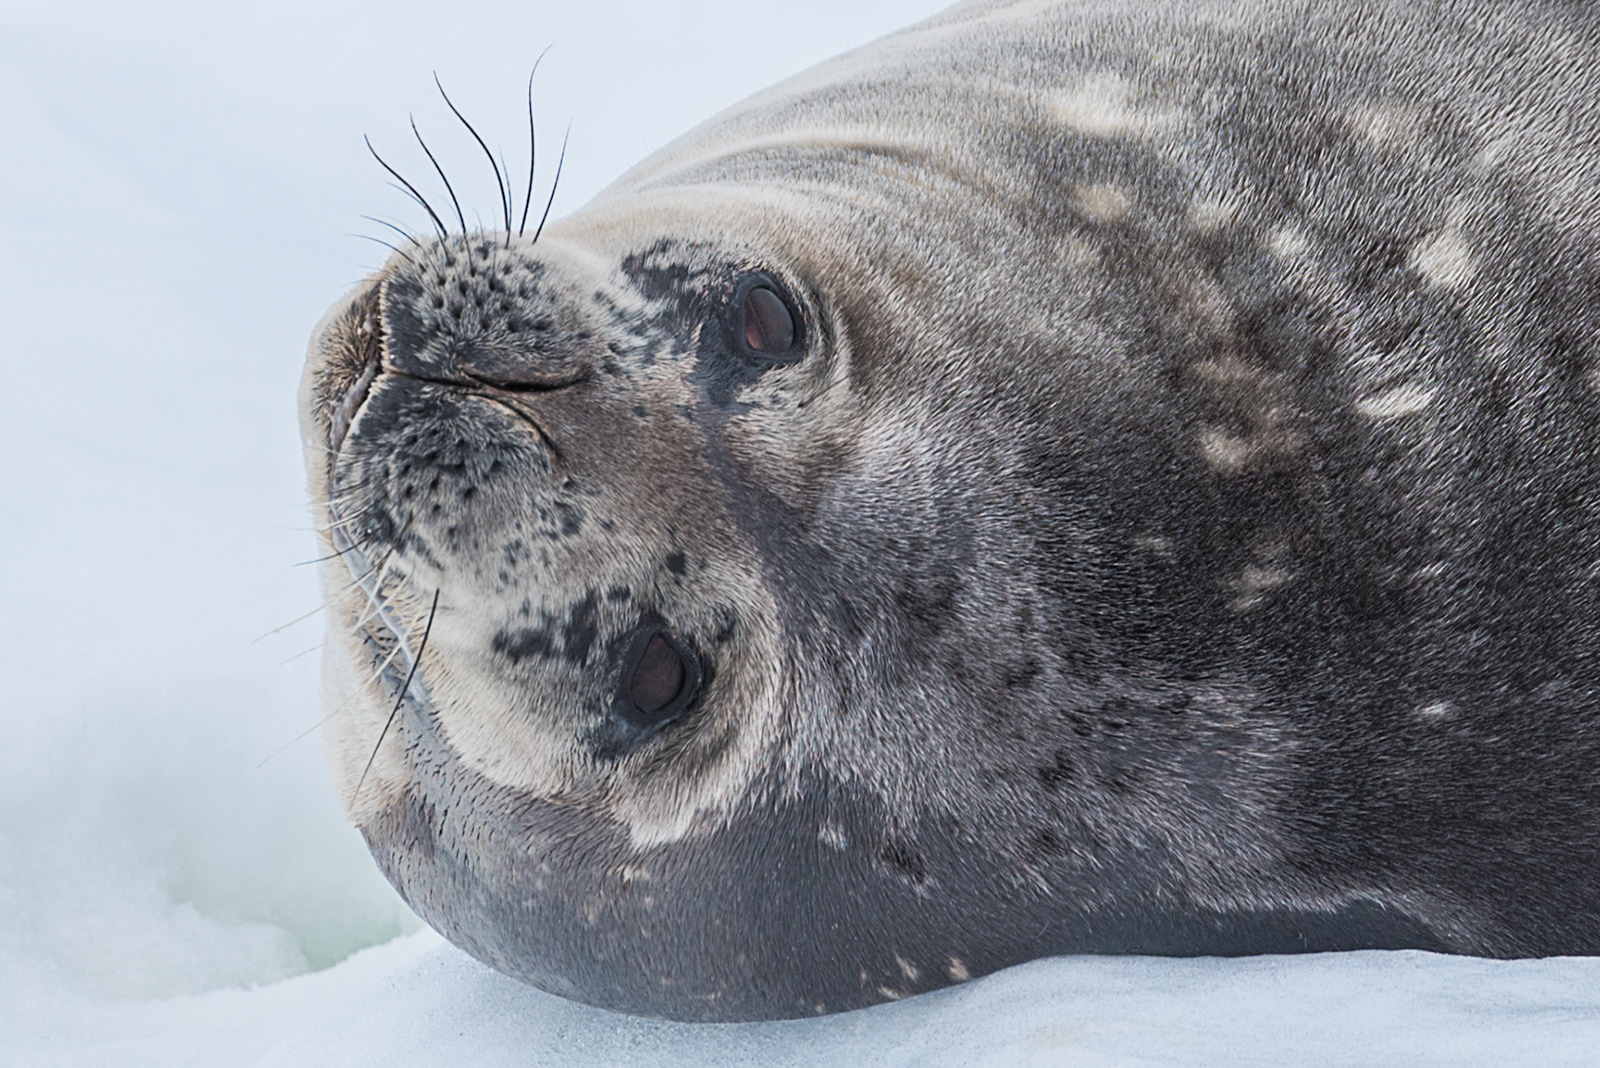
[2,1,1598,1064]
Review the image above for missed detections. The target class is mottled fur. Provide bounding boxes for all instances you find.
[301,0,1600,1021]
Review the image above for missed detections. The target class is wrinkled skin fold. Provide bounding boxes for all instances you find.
[300,0,1600,1021]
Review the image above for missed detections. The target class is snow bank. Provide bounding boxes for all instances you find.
[258,945,1600,1068]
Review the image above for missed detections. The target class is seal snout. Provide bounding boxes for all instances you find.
[377,242,601,399]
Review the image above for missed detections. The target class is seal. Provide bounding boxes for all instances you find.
[300,0,1600,1021]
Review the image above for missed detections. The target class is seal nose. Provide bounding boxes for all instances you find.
[379,256,593,391]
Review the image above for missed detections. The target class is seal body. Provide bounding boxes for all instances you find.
[301,0,1600,1021]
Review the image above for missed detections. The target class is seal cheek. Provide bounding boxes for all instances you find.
[319,611,413,822]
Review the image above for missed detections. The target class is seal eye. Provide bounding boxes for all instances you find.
[742,286,795,354]
[620,630,702,728]
[630,635,685,714]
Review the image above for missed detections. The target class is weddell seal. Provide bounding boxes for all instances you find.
[300,0,1600,1021]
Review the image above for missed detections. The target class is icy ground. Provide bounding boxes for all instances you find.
[12,930,1600,1066]
[3,0,1599,1064]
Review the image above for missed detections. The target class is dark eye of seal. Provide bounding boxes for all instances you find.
[622,631,701,728]
[743,285,795,354]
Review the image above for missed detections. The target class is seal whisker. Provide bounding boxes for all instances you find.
[252,602,332,643]
[365,135,448,240]
[531,122,569,244]
[361,214,424,248]
[350,233,418,267]
[497,148,513,247]
[361,214,428,254]
[351,588,440,807]
[294,547,360,567]
[411,115,468,238]
[278,641,324,667]
[518,48,553,238]
[254,640,408,770]
[434,73,512,239]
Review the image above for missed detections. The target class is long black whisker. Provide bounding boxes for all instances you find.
[411,115,467,238]
[519,47,554,238]
[352,588,441,806]
[350,233,417,266]
[381,181,449,238]
[434,72,511,239]
[255,640,406,771]
[366,135,448,239]
[532,122,570,244]
[361,214,422,246]
[296,547,359,566]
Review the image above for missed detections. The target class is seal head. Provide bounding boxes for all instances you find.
[302,0,1600,1021]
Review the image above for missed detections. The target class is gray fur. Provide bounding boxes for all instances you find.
[301,0,1600,1021]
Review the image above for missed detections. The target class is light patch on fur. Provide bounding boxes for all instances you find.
[1073,183,1132,222]
[946,957,971,982]
[1230,565,1291,612]
[896,955,920,981]
[1409,230,1477,289]
[1268,226,1310,259]
[1345,103,1424,150]
[1190,197,1240,233]
[1356,384,1437,419]
[1472,133,1518,173]
[1050,74,1186,137]
[1133,533,1176,561]
[1199,424,1300,475]
[1059,232,1101,267]
[818,821,849,851]
[1200,428,1255,473]
[1192,357,1303,475]
[1417,701,1454,721]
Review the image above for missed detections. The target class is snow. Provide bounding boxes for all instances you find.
[259,946,1600,1068]
[2,0,1598,1064]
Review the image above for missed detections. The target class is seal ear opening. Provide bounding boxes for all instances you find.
[618,628,703,729]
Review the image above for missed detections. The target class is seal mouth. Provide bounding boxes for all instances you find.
[329,351,381,457]
[314,297,425,700]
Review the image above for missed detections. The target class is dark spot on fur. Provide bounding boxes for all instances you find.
[556,502,583,537]
[666,551,688,576]
[492,625,557,663]
[563,592,600,664]
[1022,828,1067,866]
[1003,658,1043,689]
[1036,749,1075,791]
[878,837,929,887]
